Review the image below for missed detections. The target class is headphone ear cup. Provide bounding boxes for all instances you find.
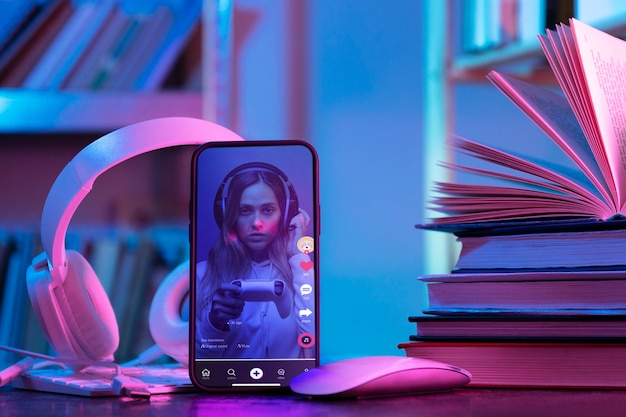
[213,184,225,227]
[26,250,119,362]
[149,261,189,366]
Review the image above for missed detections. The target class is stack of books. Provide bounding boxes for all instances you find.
[399,19,626,389]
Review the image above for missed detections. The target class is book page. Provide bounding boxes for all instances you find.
[428,136,614,224]
[571,18,626,209]
[538,29,615,206]
[540,30,587,130]
[486,71,613,208]
[556,24,612,193]
[551,26,603,150]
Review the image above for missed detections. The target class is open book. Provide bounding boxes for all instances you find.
[430,18,626,225]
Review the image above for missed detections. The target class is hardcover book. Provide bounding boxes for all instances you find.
[452,226,626,271]
[409,314,626,340]
[420,270,626,313]
[399,340,626,389]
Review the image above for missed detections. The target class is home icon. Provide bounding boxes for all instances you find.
[201,369,211,378]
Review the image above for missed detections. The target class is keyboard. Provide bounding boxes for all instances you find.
[11,364,196,397]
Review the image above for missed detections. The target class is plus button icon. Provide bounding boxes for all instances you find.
[250,367,264,380]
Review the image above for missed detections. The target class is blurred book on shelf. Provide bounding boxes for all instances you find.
[0,0,73,87]
[0,0,201,91]
[0,232,40,364]
[460,0,549,54]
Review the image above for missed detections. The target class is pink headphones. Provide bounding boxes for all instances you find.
[25,117,244,367]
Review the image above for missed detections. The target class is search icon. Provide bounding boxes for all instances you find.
[227,368,236,377]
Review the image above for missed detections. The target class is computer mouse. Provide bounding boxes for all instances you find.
[289,355,471,399]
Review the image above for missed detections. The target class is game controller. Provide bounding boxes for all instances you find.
[231,280,292,319]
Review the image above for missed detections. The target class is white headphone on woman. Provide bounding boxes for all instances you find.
[24,117,244,367]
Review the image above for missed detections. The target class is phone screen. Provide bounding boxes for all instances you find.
[189,140,319,390]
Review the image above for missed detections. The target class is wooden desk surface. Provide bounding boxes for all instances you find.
[2,386,626,417]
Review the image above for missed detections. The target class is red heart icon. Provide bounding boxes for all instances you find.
[300,261,314,271]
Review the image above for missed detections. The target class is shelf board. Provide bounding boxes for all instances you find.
[450,40,548,83]
[453,38,542,70]
[0,90,202,133]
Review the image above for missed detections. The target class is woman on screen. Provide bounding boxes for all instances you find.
[195,163,315,359]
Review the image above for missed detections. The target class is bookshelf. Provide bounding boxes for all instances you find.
[0,0,229,364]
[422,0,626,274]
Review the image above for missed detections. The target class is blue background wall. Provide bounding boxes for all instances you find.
[226,0,429,361]
[307,1,426,361]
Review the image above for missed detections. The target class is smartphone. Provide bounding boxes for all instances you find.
[189,140,319,391]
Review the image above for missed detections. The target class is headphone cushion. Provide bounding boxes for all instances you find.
[55,250,119,361]
[287,195,299,224]
[149,260,189,366]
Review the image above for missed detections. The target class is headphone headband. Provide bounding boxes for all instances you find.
[40,117,244,284]
[214,162,299,228]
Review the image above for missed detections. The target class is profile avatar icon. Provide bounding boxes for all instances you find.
[297,236,314,254]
